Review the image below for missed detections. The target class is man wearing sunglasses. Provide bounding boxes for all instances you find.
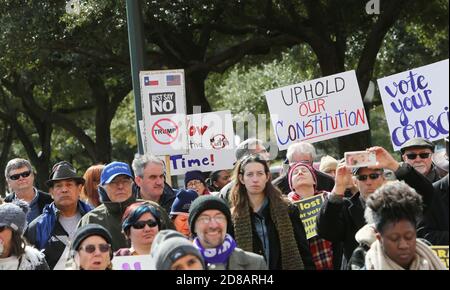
[4,158,53,224]
[317,146,435,268]
[400,137,440,183]
[25,161,92,270]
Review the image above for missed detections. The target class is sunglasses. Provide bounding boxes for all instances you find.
[79,243,111,254]
[8,170,32,180]
[356,173,381,181]
[405,153,431,160]
[0,226,6,232]
[132,219,158,229]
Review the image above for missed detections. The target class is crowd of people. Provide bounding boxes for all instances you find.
[0,136,448,270]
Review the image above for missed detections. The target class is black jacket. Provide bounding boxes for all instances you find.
[417,174,449,245]
[4,189,53,217]
[317,163,435,263]
[250,202,315,270]
[272,169,335,195]
[136,182,176,215]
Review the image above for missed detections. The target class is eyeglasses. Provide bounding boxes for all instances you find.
[405,153,431,160]
[8,170,32,180]
[79,243,111,254]
[187,180,203,187]
[132,219,158,229]
[196,215,227,225]
[356,173,381,181]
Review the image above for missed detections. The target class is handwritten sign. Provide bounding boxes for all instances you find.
[169,111,236,175]
[112,255,153,270]
[431,245,449,269]
[294,194,325,239]
[140,69,188,156]
[377,59,449,151]
[264,70,369,150]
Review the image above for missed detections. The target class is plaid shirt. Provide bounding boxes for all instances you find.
[309,236,334,270]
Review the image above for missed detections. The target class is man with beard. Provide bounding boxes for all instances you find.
[400,137,440,182]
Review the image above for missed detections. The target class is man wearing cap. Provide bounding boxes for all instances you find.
[188,195,267,270]
[317,146,435,267]
[400,137,440,182]
[132,154,176,214]
[25,161,92,269]
[77,161,136,252]
[77,161,173,252]
[4,158,53,223]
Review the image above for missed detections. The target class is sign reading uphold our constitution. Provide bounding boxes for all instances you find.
[264,70,369,151]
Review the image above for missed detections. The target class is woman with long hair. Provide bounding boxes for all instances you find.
[230,154,314,270]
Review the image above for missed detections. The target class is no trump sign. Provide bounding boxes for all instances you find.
[140,69,188,156]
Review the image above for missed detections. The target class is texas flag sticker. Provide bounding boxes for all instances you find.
[144,76,159,86]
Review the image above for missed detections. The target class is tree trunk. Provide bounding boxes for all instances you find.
[0,124,13,196]
[185,72,211,114]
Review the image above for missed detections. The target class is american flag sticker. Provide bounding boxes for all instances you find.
[144,76,159,86]
[166,74,181,86]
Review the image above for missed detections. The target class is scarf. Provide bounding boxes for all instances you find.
[233,198,304,270]
[365,238,446,270]
[193,234,237,265]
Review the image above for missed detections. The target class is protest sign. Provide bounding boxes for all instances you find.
[431,245,449,269]
[294,194,325,239]
[377,59,449,151]
[140,69,188,156]
[112,255,153,270]
[169,111,236,175]
[264,70,369,150]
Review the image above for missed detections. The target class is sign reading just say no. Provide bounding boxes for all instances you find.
[264,71,369,151]
[377,59,449,151]
[140,69,188,156]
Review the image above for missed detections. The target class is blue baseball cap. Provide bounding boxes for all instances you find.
[100,161,133,185]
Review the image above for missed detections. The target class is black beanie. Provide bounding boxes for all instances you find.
[188,195,232,236]
[71,224,113,259]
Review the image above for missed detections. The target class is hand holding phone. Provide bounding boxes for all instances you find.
[344,151,377,168]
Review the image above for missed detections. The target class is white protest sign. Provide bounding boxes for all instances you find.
[377,59,449,151]
[264,70,369,150]
[140,69,188,156]
[168,110,236,175]
[112,255,153,270]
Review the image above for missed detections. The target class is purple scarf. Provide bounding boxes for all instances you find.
[193,234,237,264]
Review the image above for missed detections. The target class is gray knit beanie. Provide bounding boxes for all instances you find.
[0,199,29,234]
[150,229,205,270]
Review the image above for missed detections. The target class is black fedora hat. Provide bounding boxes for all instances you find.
[46,161,85,187]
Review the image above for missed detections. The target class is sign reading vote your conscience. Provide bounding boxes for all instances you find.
[431,245,449,269]
[112,255,153,270]
[264,71,369,150]
[294,194,325,240]
[169,110,236,175]
[140,69,188,156]
[377,59,449,151]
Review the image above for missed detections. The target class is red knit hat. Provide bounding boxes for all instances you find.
[288,162,317,191]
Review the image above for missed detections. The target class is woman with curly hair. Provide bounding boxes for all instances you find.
[363,181,445,270]
[229,154,314,270]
